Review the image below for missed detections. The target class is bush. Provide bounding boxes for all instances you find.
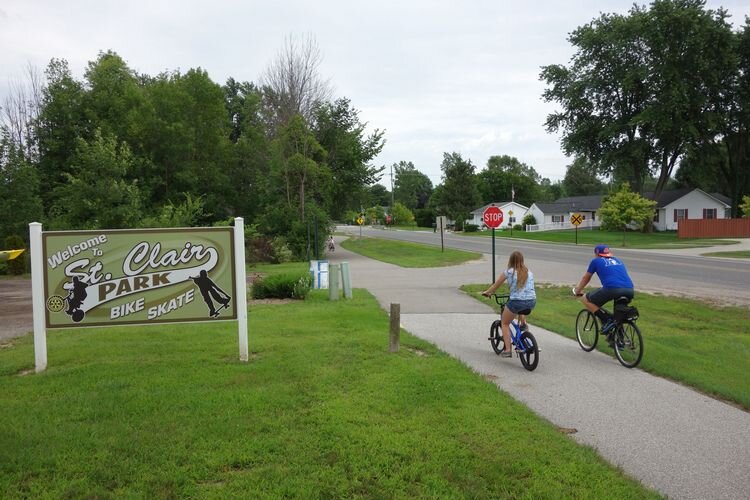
[513,224,523,231]
[4,235,27,275]
[522,214,537,227]
[252,272,312,299]
[464,224,479,232]
[414,208,436,228]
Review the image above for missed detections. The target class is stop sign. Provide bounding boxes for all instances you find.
[483,205,504,228]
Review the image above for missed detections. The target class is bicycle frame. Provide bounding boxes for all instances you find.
[493,295,531,353]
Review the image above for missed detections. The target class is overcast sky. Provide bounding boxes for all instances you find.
[1,1,748,188]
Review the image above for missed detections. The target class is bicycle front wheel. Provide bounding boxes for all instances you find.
[614,322,643,368]
[489,320,505,355]
[575,309,598,351]
[518,331,539,371]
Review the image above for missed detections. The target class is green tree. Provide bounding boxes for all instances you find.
[541,0,734,203]
[390,202,415,226]
[0,133,43,242]
[740,195,750,217]
[364,183,391,208]
[436,152,481,230]
[563,157,605,196]
[476,155,541,207]
[598,184,656,245]
[49,130,142,229]
[393,161,433,210]
[313,98,385,218]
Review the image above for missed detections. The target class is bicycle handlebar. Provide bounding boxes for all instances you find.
[482,292,509,305]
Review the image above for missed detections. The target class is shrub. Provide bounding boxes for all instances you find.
[513,224,523,231]
[464,224,479,232]
[522,214,537,227]
[252,272,312,299]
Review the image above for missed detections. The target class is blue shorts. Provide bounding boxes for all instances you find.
[586,288,634,307]
[507,298,536,315]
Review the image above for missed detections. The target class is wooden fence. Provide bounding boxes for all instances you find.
[677,218,750,238]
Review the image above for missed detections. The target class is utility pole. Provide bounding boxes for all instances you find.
[390,164,394,210]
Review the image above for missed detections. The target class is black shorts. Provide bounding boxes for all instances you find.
[586,288,634,307]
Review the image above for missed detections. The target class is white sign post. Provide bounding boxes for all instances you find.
[29,222,47,373]
[234,218,249,362]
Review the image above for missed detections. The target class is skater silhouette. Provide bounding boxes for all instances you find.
[190,270,231,317]
[65,276,88,322]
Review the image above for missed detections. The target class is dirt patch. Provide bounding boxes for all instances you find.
[0,279,32,341]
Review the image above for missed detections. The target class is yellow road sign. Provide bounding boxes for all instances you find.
[356,217,364,225]
[570,213,583,226]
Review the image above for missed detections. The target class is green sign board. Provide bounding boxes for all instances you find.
[42,227,236,328]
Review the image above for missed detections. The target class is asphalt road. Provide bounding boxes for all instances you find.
[326,235,750,499]
[340,226,750,306]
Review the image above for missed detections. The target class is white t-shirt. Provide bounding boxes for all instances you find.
[503,268,536,300]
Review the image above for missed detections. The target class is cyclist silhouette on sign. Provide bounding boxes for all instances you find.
[64,276,88,322]
[190,270,231,317]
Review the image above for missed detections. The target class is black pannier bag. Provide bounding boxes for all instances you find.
[614,303,639,322]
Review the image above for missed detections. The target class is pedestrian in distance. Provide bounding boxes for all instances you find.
[482,251,536,357]
[572,244,635,336]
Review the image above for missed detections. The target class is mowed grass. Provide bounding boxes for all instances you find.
[341,237,481,267]
[462,228,735,249]
[464,284,750,409]
[701,250,750,258]
[0,291,656,498]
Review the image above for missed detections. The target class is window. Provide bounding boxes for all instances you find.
[509,216,516,224]
[673,209,688,222]
[552,215,564,223]
[653,210,660,223]
[702,208,717,219]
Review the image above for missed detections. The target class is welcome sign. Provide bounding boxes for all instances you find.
[42,228,236,328]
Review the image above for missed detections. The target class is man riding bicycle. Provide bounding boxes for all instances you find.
[573,244,634,336]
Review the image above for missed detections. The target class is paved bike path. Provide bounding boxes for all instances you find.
[328,239,750,499]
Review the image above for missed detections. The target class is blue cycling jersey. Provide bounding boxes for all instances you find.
[586,256,634,289]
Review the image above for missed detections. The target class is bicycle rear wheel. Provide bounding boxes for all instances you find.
[614,322,643,368]
[518,332,539,371]
[575,309,598,351]
[489,320,505,355]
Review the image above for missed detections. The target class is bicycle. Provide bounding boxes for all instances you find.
[485,294,539,371]
[572,289,643,368]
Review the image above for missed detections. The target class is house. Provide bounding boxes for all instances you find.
[528,194,603,230]
[648,188,731,231]
[468,202,529,229]
[527,188,731,231]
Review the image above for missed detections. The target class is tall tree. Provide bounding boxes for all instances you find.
[562,157,606,196]
[476,155,541,206]
[1,63,44,162]
[313,98,385,218]
[49,130,142,230]
[436,152,481,228]
[261,33,332,131]
[0,132,43,242]
[541,0,734,204]
[393,161,433,210]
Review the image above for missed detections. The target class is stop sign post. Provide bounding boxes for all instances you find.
[483,205,504,282]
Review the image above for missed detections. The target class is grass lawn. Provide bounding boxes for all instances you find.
[463,284,750,409]
[462,228,736,249]
[701,250,750,258]
[341,237,481,267]
[0,291,656,498]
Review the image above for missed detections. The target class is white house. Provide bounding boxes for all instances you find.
[527,189,731,232]
[527,194,603,230]
[469,202,529,229]
[650,188,731,231]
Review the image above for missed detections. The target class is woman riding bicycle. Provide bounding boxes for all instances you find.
[482,251,536,358]
[573,244,634,335]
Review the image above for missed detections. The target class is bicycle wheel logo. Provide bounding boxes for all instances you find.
[46,295,65,313]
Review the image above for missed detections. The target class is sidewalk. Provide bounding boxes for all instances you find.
[328,237,750,500]
[630,237,750,257]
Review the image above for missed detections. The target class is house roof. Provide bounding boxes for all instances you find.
[471,201,529,214]
[535,188,731,214]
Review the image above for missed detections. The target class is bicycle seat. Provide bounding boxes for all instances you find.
[516,308,532,316]
[614,296,632,305]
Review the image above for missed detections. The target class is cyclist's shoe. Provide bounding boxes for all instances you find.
[500,351,513,358]
[601,319,616,334]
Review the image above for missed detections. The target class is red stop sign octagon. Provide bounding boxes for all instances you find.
[483,206,504,228]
